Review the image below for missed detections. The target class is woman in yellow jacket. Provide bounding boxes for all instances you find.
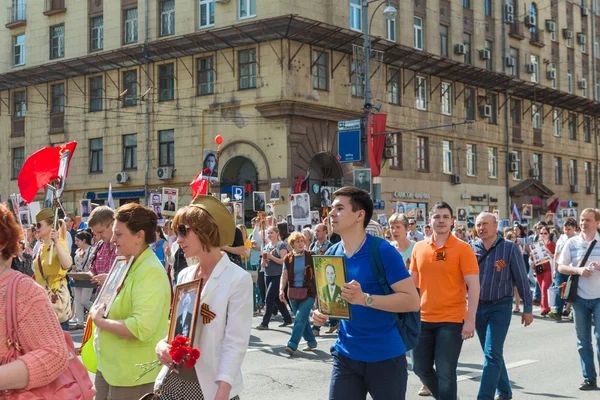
[33,208,73,331]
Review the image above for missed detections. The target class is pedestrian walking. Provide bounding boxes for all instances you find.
[531,226,555,317]
[72,230,94,329]
[548,218,578,320]
[87,206,118,288]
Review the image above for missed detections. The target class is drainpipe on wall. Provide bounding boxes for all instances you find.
[502,0,511,218]
[592,3,599,208]
[143,0,150,205]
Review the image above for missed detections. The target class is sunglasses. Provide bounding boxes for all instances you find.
[540,232,549,235]
[36,223,42,229]
[177,224,190,238]
[409,222,416,225]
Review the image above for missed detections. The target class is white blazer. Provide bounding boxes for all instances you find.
[155,253,253,399]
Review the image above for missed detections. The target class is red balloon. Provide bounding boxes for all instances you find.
[215,135,223,145]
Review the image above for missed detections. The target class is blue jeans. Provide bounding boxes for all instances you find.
[413,322,464,400]
[60,320,70,331]
[475,297,513,400]
[288,297,317,350]
[572,296,600,381]
[329,348,408,400]
[553,272,569,314]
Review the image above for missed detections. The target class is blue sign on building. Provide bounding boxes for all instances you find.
[232,186,245,201]
[338,119,362,163]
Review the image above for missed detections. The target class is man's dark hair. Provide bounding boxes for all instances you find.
[429,201,454,218]
[332,186,373,229]
[424,224,431,229]
[563,218,578,229]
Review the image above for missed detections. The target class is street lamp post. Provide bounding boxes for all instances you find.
[361,0,397,168]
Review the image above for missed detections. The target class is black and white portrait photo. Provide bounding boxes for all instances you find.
[266,203,275,217]
[270,183,280,202]
[291,193,310,226]
[175,293,194,339]
[202,150,219,182]
[311,211,320,226]
[522,204,533,219]
[353,169,372,193]
[253,192,266,212]
[320,187,332,208]
[168,280,201,343]
[456,207,468,223]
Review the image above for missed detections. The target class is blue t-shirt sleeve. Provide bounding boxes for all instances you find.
[379,240,410,285]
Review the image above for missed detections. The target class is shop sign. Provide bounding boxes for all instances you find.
[392,192,430,200]
[531,197,542,205]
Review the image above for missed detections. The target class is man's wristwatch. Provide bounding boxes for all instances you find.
[364,293,374,307]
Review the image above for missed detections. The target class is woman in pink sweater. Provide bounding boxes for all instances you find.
[0,205,70,394]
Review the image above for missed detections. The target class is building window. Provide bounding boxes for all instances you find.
[509,47,519,76]
[463,0,471,8]
[485,40,493,70]
[12,147,24,180]
[14,34,25,66]
[239,49,257,89]
[511,99,521,126]
[513,151,522,180]
[441,82,451,115]
[585,161,593,188]
[312,51,328,91]
[387,17,396,42]
[159,63,175,101]
[567,24,573,48]
[584,117,591,142]
[123,134,137,170]
[465,87,475,119]
[51,83,65,114]
[466,144,477,176]
[387,68,400,105]
[582,75,588,98]
[443,140,453,174]
[568,69,573,93]
[13,91,26,118]
[351,58,364,97]
[570,159,578,185]
[416,76,427,110]
[89,76,103,112]
[555,157,563,185]
[487,93,497,124]
[123,70,138,107]
[197,56,215,95]
[530,54,539,83]
[488,147,497,178]
[463,33,471,64]
[414,17,423,50]
[553,110,561,136]
[239,0,256,19]
[533,153,542,181]
[569,114,577,139]
[199,0,214,28]
[124,8,138,44]
[90,16,104,52]
[440,26,449,57]
[160,0,175,36]
[532,104,542,129]
[50,25,64,59]
[350,0,362,31]
[550,63,557,89]
[417,137,429,171]
[159,130,175,167]
[89,138,103,173]
[390,133,402,169]
[484,0,492,16]
[596,35,600,58]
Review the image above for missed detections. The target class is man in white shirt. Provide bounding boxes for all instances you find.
[406,218,424,242]
[557,208,600,391]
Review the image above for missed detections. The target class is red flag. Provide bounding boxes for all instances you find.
[293,174,303,194]
[370,114,387,177]
[190,173,209,199]
[548,197,559,213]
[18,142,77,203]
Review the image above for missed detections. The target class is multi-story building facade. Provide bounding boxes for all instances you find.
[1,0,599,224]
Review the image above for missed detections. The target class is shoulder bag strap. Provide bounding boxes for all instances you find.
[36,252,45,279]
[577,239,597,268]
[477,238,505,266]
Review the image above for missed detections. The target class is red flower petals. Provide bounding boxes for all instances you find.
[169,335,201,368]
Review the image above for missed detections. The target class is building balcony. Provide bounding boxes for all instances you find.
[533,128,543,146]
[44,0,66,16]
[6,5,26,29]
[11,117,24,137]
[530,30,545,48]
[512,126,523,143]
[508,22,525,40]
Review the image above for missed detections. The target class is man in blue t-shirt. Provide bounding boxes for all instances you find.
[313,186,421,400]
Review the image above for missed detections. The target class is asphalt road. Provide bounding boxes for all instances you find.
[72,304,600,400]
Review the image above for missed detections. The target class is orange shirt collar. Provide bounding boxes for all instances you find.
[427,232,458,249]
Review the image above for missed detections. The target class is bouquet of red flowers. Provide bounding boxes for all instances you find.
[135,335,201,381]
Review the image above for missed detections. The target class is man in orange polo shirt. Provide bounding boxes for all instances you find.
[411,201,480,400]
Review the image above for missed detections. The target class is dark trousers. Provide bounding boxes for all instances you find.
[329,348,408,400]
[261,275,292,327]
[413,322,464,400]
[257,269,266,306]
[475,297,513,400]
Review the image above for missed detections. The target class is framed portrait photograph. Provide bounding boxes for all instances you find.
[416,206,426,224]
[94,256,135,318]
[313,255,351,320]
[353,168,372,193]
[270,183,281,202]
[310,210,320,226]
[266,203,275,217]
[253,192,266,212]
[80,199,91,221]
[320,187,333,208]
[18,211,31,229]
[377,214,388,227]
[561,208,568,219]
[286,215,294,233]
[522,204,533,219]
[168,280,202,343]
[545,212,555,225]
[568,208,577,218]
[202,149,219,182]
[291,193,310,226]
[162,188,179,217]
[456,207,468,223]
[233,202,244,225]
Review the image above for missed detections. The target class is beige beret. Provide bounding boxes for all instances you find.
[189,195,235,247]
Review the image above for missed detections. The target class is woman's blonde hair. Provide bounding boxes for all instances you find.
[237,224,248,242]
[39,216,67,241]
[172,206,221,252]
[505,231,515,241]
[288,232,306,249]
[388,213,409,228]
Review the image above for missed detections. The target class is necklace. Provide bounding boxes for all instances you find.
[343,234,367,258]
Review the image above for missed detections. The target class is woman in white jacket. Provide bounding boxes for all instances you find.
[155,195,253,400]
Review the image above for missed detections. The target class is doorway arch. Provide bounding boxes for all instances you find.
[220,156,258,222]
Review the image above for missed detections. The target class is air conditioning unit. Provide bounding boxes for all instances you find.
[578,79,587,89]
[156,166,173,180]
[451,174,462,185]
[508,153,518,163]
[582,7,590,17]
[564,29,573,39]
[480,104,492,118]
[504,4,514,16]
[115,171,129,184]
[505,13,515,24]
[505,56,515,67]
[509,161,519,172]
[383,147,396,158]
[546,20,556,32]
[525,15,537,27]
[529,167,539,178]
[525,64,535,74]
[577,33,587,44]
[454,44,466,55]
[547,70,556,80]
[479,49,491,60]
[571,184,580,193]
[587,185,596,194]
[385,135,394,147]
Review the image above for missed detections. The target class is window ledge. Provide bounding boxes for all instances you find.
[512,138,524,144]
[89,171,103,175]
[6,20,26,29]
[198,24,215,30]
[238,15,257,22]
[488,176,498,179]
[508,32,525,40]
[48,128,64,134]
[417,169,430,173]
[43,8,66,17]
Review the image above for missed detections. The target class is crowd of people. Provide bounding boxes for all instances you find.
[2,188,600,399]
